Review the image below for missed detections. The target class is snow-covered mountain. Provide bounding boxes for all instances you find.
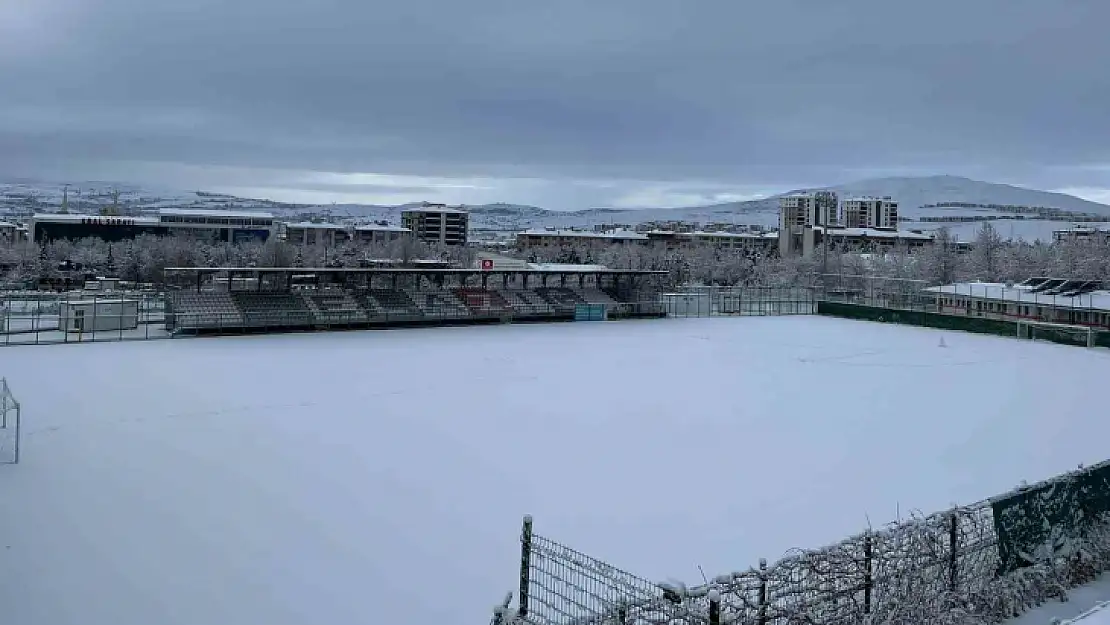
[4,176,1109,242]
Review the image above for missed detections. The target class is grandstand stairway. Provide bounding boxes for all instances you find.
[575,288,619,306]
[495,289,555,316]
[361,289,423,318]
[534,287,585,312]
[171,291,244,328]
[405,289,471,319]
[302,290,369,325]
[230,292,313,327]
[454,288,513,316]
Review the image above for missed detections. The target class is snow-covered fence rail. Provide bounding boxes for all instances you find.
[502,461,1110,625]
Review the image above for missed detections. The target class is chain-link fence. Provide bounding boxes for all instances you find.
[815,274,1110,325]
[504,460,1110,625]
[659,287,815,318]
[0,290,168,345]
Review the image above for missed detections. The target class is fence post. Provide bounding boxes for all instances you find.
[518,515,533,619]
[948,510,959,592]
[863,533,873,615]
[758,558,768,625]
[708,589,721,625]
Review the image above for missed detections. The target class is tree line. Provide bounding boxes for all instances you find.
[3,223,1110,289]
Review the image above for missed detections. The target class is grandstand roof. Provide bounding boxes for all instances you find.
[518,228,649,240]
[164,266,666,275]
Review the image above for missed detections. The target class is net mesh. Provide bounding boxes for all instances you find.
[517,501,1005,625]
[1022,322,1093,347]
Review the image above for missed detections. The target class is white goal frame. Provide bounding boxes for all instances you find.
[1016,320,1096,348]
[0,378,20,464]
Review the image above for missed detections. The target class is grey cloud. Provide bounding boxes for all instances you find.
[2,0,1110,205]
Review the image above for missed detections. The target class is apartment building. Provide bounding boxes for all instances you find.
[401,204,469,246]
[842,196,899,230]
[778,191,838,256]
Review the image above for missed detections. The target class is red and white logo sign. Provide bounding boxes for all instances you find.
[480,259,494,271]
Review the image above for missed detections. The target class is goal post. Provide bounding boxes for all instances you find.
[1016,320,1096,348]
[0,378,20,464]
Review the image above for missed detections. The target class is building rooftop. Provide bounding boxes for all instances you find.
[284,221,347,230]
[159,208,275,219]
[519,228,649,240]
[402,206,468,214]
[354,223,410,232]
[645,229,777,240]
[813,226,932,240]
[527,263,611,272]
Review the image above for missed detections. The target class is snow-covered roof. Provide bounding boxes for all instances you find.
[925,282,1110,312]
[31,213,161,225]
[645,229,777,240]
[159,208,275,219]
[402,206,468,214]
[526,263,610,272]
[354,223,409,232]
[0,221,17,228]
[813,226,932,240]
[284,221,347,230]
[59,298,138,306]
[842,196,896,203]
[518,228,649,240]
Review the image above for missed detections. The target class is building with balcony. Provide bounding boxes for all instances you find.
[401,204,469,246]
[842,196,899,230]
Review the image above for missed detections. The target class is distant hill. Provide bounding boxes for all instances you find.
[4,175,1109,241]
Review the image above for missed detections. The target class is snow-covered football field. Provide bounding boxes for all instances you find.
[1,316,1109,625]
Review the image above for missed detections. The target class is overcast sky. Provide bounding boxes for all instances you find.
[2,0,1108,208]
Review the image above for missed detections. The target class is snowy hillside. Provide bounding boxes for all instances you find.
[4,175,1109,242]
[0,181,319,217]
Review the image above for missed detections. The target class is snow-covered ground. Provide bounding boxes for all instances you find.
[1008,575,1110,624]
[1,316,1108,625]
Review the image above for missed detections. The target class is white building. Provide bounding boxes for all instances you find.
[156,208,275,243]
[282,222,411,247]
[842,196,899,230]
[58,299,139,333]
[401,204,469,246]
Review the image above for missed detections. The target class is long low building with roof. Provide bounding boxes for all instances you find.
[926,277,1110,328]
[515,228,778,252]
[517,225,929,255]
[30,208,277,243]
[282,222,411,246]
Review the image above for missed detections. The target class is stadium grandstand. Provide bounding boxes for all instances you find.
[163,266,666,334]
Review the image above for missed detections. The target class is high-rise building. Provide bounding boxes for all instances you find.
[401,204,469,246]
[778,191,838,256]
[842,197,898,230]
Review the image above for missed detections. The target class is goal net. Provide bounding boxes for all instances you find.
[1016,320,1096,348]
[0,378,21,464]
